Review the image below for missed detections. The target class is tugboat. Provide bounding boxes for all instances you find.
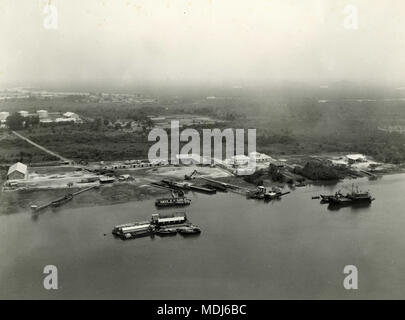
[155,191,191,208]
[247,186,266,199]
[264,186,282,200]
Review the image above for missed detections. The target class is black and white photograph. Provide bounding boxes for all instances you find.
[1,0,405,304]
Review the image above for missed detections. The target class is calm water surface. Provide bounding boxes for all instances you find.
[1,174,405,299]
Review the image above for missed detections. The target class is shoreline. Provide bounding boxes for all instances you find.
[2,166,405,216]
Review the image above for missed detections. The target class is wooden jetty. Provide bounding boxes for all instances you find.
[31,185,99,212]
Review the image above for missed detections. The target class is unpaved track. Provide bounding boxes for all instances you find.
[12,131,73,164]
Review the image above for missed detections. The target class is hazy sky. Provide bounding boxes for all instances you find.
[1,0,405,88]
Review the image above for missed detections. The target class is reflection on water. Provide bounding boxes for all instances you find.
[327,201,373,211]
[1,174,405,299]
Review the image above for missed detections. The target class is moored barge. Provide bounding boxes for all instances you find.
[155,197,191,208]
[112,221,155,239]
[51,194,73,207]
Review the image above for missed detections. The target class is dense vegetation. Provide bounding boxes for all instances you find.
[2,85,405,164]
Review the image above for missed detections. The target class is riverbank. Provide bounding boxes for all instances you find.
[2,152,405,215]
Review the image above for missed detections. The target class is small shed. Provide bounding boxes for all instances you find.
[346,154,366,164]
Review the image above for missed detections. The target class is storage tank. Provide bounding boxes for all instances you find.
[36,110,48,119]
[0,111,10,121]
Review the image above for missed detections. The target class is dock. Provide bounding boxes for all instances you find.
[160,179,216,194]
[31,185,99,212]
[189,185,217,194]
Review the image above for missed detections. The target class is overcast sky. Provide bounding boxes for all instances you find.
[1,0,405,89]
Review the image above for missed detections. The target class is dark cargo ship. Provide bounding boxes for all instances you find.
[328,186,374,206]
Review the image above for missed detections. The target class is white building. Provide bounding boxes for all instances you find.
[346,154,366,163]
[55,117,74,123]
[0,111,10,121]
[18,110,29,117]
[230,154,250,166]
[234,167,255,176]
[63,112,80,119]
[249,152,273,163]
[37,110,48,118]
[7,162,28,180]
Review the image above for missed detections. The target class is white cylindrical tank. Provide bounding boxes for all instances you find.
[36,110,48,119]
[0,111,10,121]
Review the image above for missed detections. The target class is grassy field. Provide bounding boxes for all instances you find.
[0,132,58,164]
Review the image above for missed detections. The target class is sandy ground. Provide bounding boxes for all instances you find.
[146,165,232,179]
[2,164,234,193]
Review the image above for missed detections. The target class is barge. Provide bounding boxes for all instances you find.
[155,197,191,207]
[112,212,201,240]
[151,212,188,227]
[112,221,155,239]
[51,194,73,207]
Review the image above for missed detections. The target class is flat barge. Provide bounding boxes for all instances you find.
[155,197,191,207]
[51,194,73,207]
[112,212,201,240]
[112,221,155,239]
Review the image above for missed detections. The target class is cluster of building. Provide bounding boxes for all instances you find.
[168,152,275,175]
[36,110,82,124]
[99,159,169,171]
[96,151,275,175]
[0,109,82,127]
[148,115,219,129]
[105,119,144,132]
[0,88,156,105]
[329,154,368,166]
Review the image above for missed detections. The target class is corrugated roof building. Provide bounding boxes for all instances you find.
[7,162,28,180]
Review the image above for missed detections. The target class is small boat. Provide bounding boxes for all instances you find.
[264,191,278,200]
[178,225,201,235]
[156,228,178,236]
[247,186,266,199]
[51,194,73,207]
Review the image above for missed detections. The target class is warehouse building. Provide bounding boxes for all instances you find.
[7,162,28,180]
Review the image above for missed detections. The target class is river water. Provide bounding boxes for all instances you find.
[1,174,405,299]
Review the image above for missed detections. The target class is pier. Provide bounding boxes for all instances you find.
[31,185,99,212]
